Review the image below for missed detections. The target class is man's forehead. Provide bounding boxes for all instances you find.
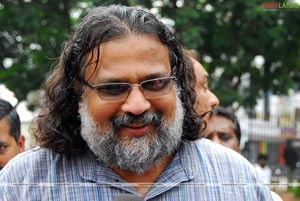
[208,115,234,127]
[84,35,172,81]
[190,58,208,78]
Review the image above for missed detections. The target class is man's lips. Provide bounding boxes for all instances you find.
[119,124,151,137]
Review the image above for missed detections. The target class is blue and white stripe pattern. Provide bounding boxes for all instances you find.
[0,139,273,200]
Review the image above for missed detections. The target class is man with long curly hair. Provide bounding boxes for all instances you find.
[0,5,272,200]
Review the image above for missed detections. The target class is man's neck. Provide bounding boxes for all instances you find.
[111,154,173,196]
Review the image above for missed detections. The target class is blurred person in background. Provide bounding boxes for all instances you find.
[253,154,284,200]
[185,49,220,119]
[186,51,240,151]
[0,99,25,170]
[254,153,272,185]
[284,140,300,183]
[203,106,241,152]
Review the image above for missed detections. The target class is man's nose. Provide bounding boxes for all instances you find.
[211,135,222,144]
[208,90,220,108]
[120,86,151,115]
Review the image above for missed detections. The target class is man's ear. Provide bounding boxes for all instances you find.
[17,135,25,152]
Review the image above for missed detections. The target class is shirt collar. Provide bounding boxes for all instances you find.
[78,144,194,196]
[145,144,194,198]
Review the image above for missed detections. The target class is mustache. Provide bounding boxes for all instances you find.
[112,111,163,129]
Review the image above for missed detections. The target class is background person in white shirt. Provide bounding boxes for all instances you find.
[254,153,272,184]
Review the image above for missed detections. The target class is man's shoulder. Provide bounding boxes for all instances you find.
[183,138,246,160]
[181,139,255,175]
[178,139,273,200]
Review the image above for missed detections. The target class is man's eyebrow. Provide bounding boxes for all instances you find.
[205,75,209,81]
[97,72,170,84]
[95,78,125,84]
[143,72,170,80]
[0,141,6,146]
[199,74,209,83]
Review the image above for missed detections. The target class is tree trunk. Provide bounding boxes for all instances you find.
[264,89,271,121]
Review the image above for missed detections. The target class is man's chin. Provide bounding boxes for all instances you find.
[111,156,164,175]
[119,132,154,144]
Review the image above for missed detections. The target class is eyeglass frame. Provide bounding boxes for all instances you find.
[82,76,176,101]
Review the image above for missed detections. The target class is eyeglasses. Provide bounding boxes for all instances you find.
[84,76,176,101]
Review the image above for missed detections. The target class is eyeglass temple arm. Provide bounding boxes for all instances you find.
[81,79,95,89]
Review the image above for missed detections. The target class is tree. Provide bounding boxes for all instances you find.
[157,0,300,114]
[0,0,74,108]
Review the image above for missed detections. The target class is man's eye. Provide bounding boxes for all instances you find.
[205,133,213,140]
[200,83,208,91]
[97,84,129,96]
[143,78,171,91]
[219,133,232,141]
[0,145,8,153]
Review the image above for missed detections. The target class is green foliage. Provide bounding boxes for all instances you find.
[158,0,300,110]
[0,0,74,104]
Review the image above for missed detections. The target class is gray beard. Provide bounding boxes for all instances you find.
[79,87,184,174]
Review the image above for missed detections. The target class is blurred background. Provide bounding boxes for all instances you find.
[0,0,300,199]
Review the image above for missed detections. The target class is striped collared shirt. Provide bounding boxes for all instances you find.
[0,139,273,200]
